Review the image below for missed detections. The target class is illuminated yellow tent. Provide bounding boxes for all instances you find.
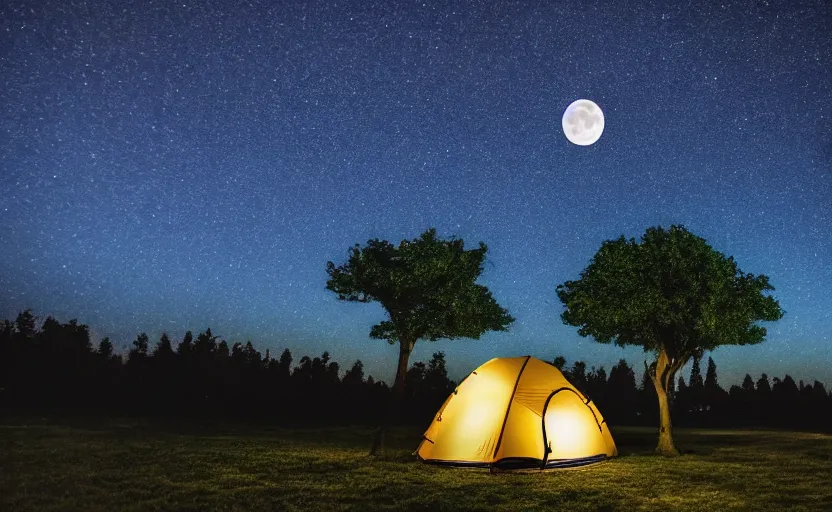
[416,356,617,469]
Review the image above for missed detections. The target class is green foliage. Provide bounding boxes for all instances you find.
[326,228,514,345]
[556,225,784,361]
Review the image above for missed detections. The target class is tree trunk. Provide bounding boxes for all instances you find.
[655,384,678,455]
[651,349,680,456]
[369,338,414,457]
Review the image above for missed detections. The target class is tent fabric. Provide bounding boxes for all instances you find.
[416,356,617,470]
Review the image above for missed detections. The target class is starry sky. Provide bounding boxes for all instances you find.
[2,0,831,387]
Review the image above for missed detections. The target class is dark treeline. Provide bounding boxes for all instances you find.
[1,311,830,431]
[0,310,451,425]
[553,355,832,432]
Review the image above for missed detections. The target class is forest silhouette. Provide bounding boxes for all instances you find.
[1,309,829,432]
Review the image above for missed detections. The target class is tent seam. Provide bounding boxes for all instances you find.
[491,355,532,459]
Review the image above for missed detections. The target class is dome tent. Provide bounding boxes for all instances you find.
[416,356,617,470]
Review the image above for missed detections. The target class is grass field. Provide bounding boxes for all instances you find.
[2,418,831,511]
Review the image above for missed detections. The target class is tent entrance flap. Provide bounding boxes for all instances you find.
[541,388,609,464]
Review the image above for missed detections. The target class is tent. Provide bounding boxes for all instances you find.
[416,356,617,469]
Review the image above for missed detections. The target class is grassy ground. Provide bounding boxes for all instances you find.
[1,418,831,511]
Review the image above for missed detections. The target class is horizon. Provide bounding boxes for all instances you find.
[2,1,830,388]
[1,307,823,390]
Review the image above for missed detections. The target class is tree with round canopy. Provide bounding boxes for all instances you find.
[326,228,514,456]
[555,225,783,455]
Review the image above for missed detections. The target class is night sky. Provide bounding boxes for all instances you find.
[2,0,830,387]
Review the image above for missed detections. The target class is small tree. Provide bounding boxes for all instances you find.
[689,355,704,392]
[128,333,150,362]
[277,349,293,381]
[741,374,755,393]
[569,361,589,395]
[607,359,638,424]
[177,331,194,356]
[152,333,177,412]
[342,360,365,388]
[556,225,783,455]
[153,333,175,359]
[424,351,456,408]
[14,310,38,339]
[98,338,114,359]
[683,354,705,419]
[326,228,514,455]
[756,373,772,395]
[704,357,719,391]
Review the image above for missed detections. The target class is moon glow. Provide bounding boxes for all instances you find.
[562,99,605,146]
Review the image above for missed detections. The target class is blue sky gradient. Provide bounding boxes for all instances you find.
[2,0,830,386]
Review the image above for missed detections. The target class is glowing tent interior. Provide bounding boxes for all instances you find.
[416,356,617,469]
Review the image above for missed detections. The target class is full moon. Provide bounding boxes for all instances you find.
[562,99,605,146]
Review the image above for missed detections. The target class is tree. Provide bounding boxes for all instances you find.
[14,310,38,339]
[552,355,567,371]
[638,366,657,424]
[193,328,218,360]
[586,366,607,403]
[242,341,262,368]
[607,359,638,424]
[177,331,194,356]
[342,360,365,388]
[424,352,452,394]
[98,338,114,359]
[405,360,427,418]
[689,355,704,392]
[342,359,367,420]
[0,319,14,397]
[276,349,293,383]
[424,351,455,410]
[152,333,177,412]
[126,332,151,410]
[129,332,150,362]
[568,361,588,395]
[741,374,755,393]
[216,340,230,360]
[556,225,783,455]
[756,373,772,395]
[704,357,721,393]
[772,374,800,427]
[684,354,705,419]
[326,228,514,455]
[153,333,175,359]
[702,356,727,425]
[811,381,827,401]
